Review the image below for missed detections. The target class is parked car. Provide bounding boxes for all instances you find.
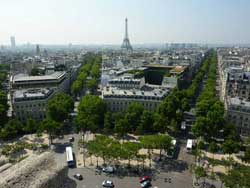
[73,173,83,180]
[95,166,102,174]
[139,176,151,183]
[69,137,75,142]
[58,135,64,139]
[140,176,151,188]
[102,180,114,187]
[140,180,151,188]
[102,166,115,173]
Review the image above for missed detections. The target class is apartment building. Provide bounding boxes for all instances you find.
[102,86,169,112]
[226,97,250,136]
[12,88,54,121]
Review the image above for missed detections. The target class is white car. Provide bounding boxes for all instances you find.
[102,166,115,173]
[102,180,114,187]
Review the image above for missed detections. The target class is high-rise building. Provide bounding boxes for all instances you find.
[121,18,133,51]
[36,44,40,55]
[10,36,16,49]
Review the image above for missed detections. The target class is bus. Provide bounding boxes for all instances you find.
[66,146,75,167]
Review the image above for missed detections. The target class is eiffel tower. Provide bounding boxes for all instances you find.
[121,18,133,51]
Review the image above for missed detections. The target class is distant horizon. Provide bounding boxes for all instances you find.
[3,42,250,47]
[1,0,250,45]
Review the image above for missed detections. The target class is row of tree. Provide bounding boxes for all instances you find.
[192,51,238,143]
[0,64,10,127]
[76,94,180,137]
[71,53,101,97]
[190,51,242,188]
[80,134,172,167]
[155,52,214,134]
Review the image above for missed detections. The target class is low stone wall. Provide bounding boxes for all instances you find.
[0,152,74,188]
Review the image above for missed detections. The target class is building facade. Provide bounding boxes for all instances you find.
[226,71,250,100]
[12,88,54,121]
[226,97,250,136]
[12,71,70,93]
[102,86,169,112]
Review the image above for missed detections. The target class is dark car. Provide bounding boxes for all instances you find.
[140,176,151,188]
[69,137,75,142]
[95,166,102,174]
[102,180,114,187]
[140,180,151,188]
[73,173,83,180]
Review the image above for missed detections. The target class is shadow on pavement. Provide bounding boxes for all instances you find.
[158,159,188,173]
[52,142,72,154]
[62,169,77,188]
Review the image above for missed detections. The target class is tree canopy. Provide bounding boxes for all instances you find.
[76,94,106,132]
[46,93,74,122]
[222,165,250,188]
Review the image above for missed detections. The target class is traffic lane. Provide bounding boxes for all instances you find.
[68,168,139,188]
[67,167,192,188]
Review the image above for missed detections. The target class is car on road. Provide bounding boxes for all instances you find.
[69,137,75,142]
[140,176,152,188]
[58,135,64,139]
[140,180,151,188]
[139,176,151,183]
[95,166,102,174]
[102,166,115,173]
[73,173,83,180]
[102,180,114,187]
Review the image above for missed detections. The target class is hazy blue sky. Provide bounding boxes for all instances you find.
[0,0,249,45]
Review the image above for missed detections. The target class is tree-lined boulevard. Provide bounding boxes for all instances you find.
[1,51,250,188]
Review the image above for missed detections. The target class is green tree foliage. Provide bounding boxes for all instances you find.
[114,118,129,138]
[0,119,23,141]
[156,89,191,133]
[140,135,172,162]
[136,110,154,134]
[71,53,101,96]
[46,93,74,122]
[194,166,206,184]
[192,116,208,137]
[71,80,82,97]
[23,118,39,134]
[197,141,206,150]
[87,78,98,93]
[222,165,250,188]
[222,140,240,155]
[153,113,168,133]
[243,147,250,163]
[90,63,101,79]
[0,65,11,138]
[122,142,141,166]
[87,135,114,165]
[87,135,141,167]
[76,94,106,132]
[103,112,114,135]
[208,142,219,154]
[192,51,236,142]
[125,103,144,132]
[39,118,62,144]
[156,134,172,160]
[0,91,8,126]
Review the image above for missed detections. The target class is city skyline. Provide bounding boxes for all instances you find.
[1,0,250,45]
